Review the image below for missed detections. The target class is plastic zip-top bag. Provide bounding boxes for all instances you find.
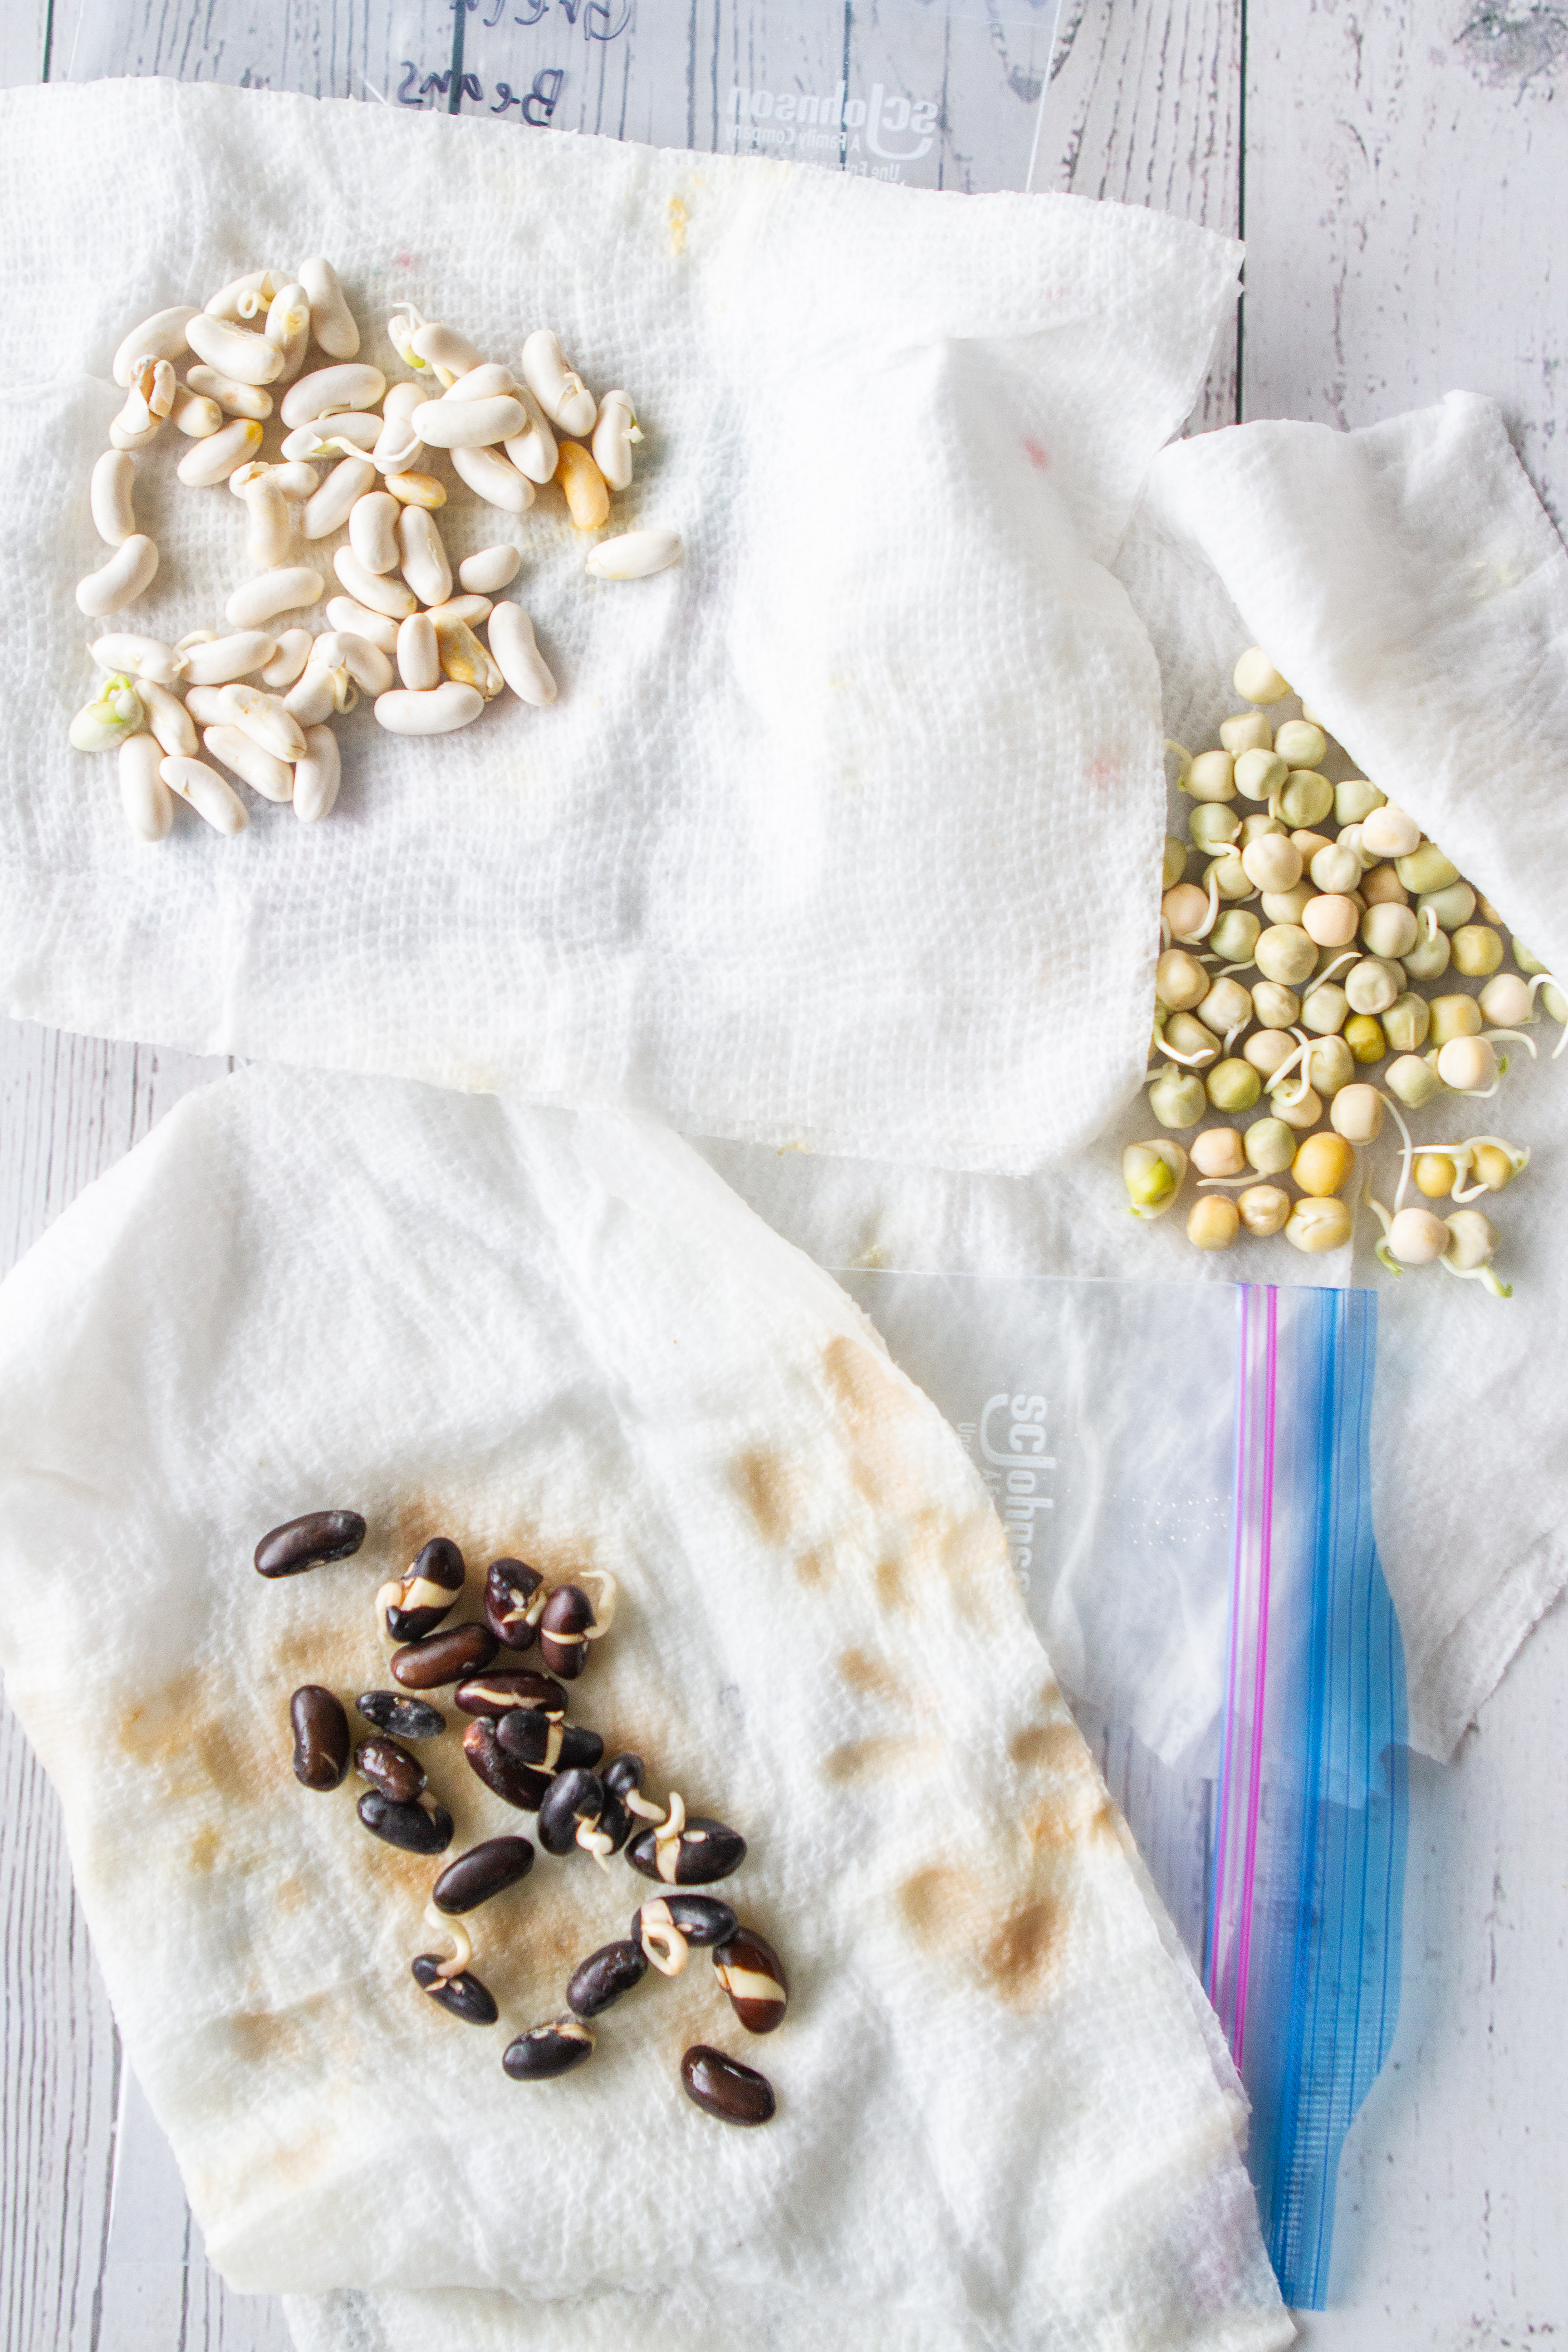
[838,1270,1408,2310]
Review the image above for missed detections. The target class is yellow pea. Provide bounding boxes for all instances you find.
[1292,1131,1357,1197]
[1187,1195,1240,1251]
[1413,1152,1456,1200]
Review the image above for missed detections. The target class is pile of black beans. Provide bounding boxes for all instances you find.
[260,1508,786,2127]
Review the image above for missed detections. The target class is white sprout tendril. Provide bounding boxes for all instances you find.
[1437,1255,1513,1299]
[1153,1037,1217,1069]
[421,1905,472,1984]
[578,1569,618,1638]
[575,1819,615,1874]
[1419,902,1441,947]
[641,1916,690,1977]
[1267,1028,1316,1109]
[1481,1027,1536,1060]
[1216,956,1259,977]
[1430,1137,1530,1203]
[655,1790,687,1844]
[1159,915,1172,950]
[1380,1091,1416,1213]
[324,432,374,461]
[1166,739,1193,789]
[1362,1182,1401,1277]
[1175,869,1220,945]
[1524,972,1568,1057]
[1313,949,1359,988]
[624,1789,665,1822]
[374,1578,402,1632]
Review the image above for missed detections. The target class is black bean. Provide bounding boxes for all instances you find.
[626,1817,747,1887]
[454,1670,566,1719]
[391,1623,498,1689]
[462,1717,552,1812]
[596,1783,634,1853]
[385,1536,466,1642]
[603,1752,645,1799]
[713,1926,789,2034]
[356,1690,447,1742]
[353,1735,424,1804]
[680,2044,775,2127]
[411,1955,499,2025]
[559,1723,605,1770]
[502,2017,595,2080]
[357,1788,454,1854]
[494,1711,564,1769]
[633,1895,738,1951]
[255,1510,366,1578]
[537,1767,606,1856]
[431,1836,535,1915]
[539,1583,595,1679]
[290,1685,350,1790]
[566,1940,648,2018]
[483,1557,544,1651]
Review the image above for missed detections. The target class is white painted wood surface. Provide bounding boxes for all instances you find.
[3,3,1567,2345]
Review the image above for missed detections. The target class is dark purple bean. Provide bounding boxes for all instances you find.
[391,1623,498,1689]
[680,2045,775,2127]
[357,1789,453,1854]
[714,1926,789,2034]
[627,1816,747,1886]
[431,1836,535,1915]
[539,1583,595,1679]
[603,1752,645,1799]
[503,2017,595,2080]
[566,1940,647,2018]
[356,1690,446,1741]
[385,1536,466,1642]
[353,1735,424,1804]
[633,1895,738,1951]
[537,1767,606,1856]
[454,1670,566,1719]
[411,1955,498,2025]
[483,1557,544,1651]
[290,1685,349,1791]
[255,1510,366,1578]
[494,1711,564,1769]
[462,1717,552,1812]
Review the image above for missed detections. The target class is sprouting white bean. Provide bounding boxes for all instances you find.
[108,411,160,455]
[433,616,502,701]
[265,280,312,383]
[585,529,681,581]
[591,392,640,492]
[302,455,377,540]
[160,754,249,833]
[171,390,224,437]
[177,417,265,488]
[334,546,417,618]
[222,684,308,762]
[313,630,394,695]
[111,307,198,388]
[410,321,481,382]
[185,312,284,387]
[179,631,279,686]
[398,505,451,606]
[412,395,524,450]
[260,629,314,691]
[294,722,342,823]
[203,723,294,802]
[137,678,198,756]
[503,385,558,484]
[118,733,174,841]
[183,364,274,421]
[397,612,440,691]
[520,329,598,436]
[90,450,137,546]
[272,461,321,503]
[76,534,159,618]
[325,596,400,656]
[284,665,343,727]
[91,633,181,686]
[225,568,325,630]
[373,681,485,736]
[205,269,280,323]
[373,408,426,476]
[449,443,535,513]
[281,412,381,460]
[299,258,360,359]
[447,363,520,402]
[487,603,556,706]
[280,363,387,430]
[350,491,402,574]
[458,544,522,594]
[423,593,492,630]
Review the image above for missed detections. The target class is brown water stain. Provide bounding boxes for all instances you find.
[1010,1723,1082,1774]
[837,1647,903,1705]
[117,1671,260,1807]
[187,1826,222,1874]
[898,1863,1074,2013]
[733,1448,811,1547]
[822,1735,940,1785]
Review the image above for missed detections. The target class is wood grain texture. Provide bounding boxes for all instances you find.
[0,0,49,87]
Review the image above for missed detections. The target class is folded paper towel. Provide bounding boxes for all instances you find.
[0,1068,1290,2349]
[0,76,1240,1173]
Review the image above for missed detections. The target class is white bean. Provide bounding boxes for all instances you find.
[313,630,394,695]
[334,546,417,618]
[203,723,294,802]
[422,593,492,630]
[591,391,639,492]
[76,534,159,618]
[260,629,314,690]
[225,568,324,629]
[449,444,535,513]
[182,685,238,727]
[299,258,359,359]
[503,386,558,483]
[91,633,181,686]
[325,596,400,655]
[293,723,342,823]
[177,417,264,488]
[138,678,198,756]
[90,450,137,546]
[397,612,440,691]
[350,491,402,574]
[112,306,199,387]
[302,455,377,540]
[412,395,524,450]
[282,412,381,460]
[171,391,223,437]
[108,412,160,455]
[434,616,502,701]
[118,732,174,840]
[458,544,522,594]
[241,477,294,569]
[447,363,520,402]
[284,665,343,726]
[205,269,279,323]
[280,363,387,429]
[265,281,312,383]
[185,313,284,387]
[586,529,681,581]
[272,461,320,503]
[487,603,556,706]
[223,684,308,762]
[183,364,273,421]
[398,505,451,606]
[160,754,248,833]
[410,321,480,381]
[373,681,485,736]
[180,632,279,686]
[520,329,597,436]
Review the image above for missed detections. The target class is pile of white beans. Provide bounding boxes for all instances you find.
[1123,648,1562,1298]
[72,262,682,838]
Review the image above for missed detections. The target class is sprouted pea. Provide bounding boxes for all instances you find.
[1122,1140,1188,1219]
[1438,1208,1512,1298]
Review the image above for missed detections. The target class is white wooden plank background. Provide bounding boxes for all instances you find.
[3,3,1567,2345]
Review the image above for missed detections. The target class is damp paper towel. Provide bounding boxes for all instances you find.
[0,1067,1292,2352]
[0,75,1239,1176]
[698,391,1568,1764]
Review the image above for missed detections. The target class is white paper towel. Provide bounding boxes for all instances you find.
[0,1067,1291,2351]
